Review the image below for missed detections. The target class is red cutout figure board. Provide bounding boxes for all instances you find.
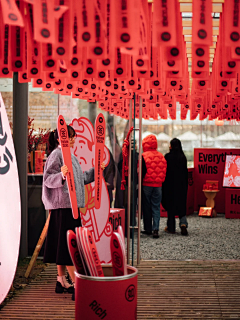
[94,113,106,210]
[57,115,78,219]
[67,230,85,274]
[110,232,127,276]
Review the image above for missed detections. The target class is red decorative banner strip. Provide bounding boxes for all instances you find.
[0,0,24,27]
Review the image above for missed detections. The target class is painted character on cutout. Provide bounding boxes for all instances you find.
[70,117,112,262]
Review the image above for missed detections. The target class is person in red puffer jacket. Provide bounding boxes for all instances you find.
[141,134,167,238]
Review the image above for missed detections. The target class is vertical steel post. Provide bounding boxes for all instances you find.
[127,100,132,264]
[131,93,136,266]
[137,97,143,265]
[13,72,29,258]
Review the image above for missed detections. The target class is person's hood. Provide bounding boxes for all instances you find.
[142,134,157,152]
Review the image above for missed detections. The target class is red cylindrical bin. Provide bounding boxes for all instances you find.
[75,265,138,320]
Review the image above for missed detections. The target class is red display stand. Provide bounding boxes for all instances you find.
[109,208,125,235]
[225,188,240,219]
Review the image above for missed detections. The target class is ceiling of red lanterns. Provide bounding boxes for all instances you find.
[0,0,239,121]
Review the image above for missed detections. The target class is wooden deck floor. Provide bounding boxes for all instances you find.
[0,260,240,319]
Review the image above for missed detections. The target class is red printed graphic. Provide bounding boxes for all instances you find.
[223,155,240,188]
[115,0,139,50]
[94,113,105,210]
[70,117,111,263]
[81,227,98,276]
[153,0,177,47]
[194,149,240,213]
[84,228,104,277]
[76,227,90,275]
[0,0,24,26]
[75,265,138,320]
[110,232,127,276]
[53,0,73,61]
[199,207,213,217]
[67,230,85,274]
[11,0,25,71]
[192,0,212,46]
[33,0,55,44]
[0,23,12,78]
[57,115,78,219]
[225,188,240,219]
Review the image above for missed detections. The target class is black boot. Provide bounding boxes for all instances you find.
[55,275,74,294]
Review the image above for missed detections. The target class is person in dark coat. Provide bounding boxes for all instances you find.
[162,138,188,236]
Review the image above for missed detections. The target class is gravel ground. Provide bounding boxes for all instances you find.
[128,213,240,261]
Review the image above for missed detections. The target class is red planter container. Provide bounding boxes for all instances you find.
[75,265,138,320]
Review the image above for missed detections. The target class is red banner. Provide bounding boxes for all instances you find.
[194,148,240,213]
[0,0,24,27]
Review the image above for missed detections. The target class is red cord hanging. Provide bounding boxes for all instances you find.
[121,126,134,191]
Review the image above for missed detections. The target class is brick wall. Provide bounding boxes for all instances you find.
[2,92,81,130]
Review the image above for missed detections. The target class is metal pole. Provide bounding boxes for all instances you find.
[57,94,60,115]
[13,72,29,258]
[113,115,115,161]
[131,94,136,266]
[137,97,143,265]
[127,99,132,265]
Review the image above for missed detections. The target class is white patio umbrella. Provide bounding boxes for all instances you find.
[215,141,236,148]
[198,133,215,141]
[177,131,198,141]
[216,132,239,140]
[135,131,156,140]
[157,132,171,141]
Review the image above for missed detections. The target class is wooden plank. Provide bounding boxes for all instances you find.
[186,42,216,48]
[25,213,50,278]
[1,261,240,320]
[180,3,222,12]
[179,0,224,2]
[185,35,218,42]
[186,48,215,54]
[182,20,220,27]
[183,28,219,36]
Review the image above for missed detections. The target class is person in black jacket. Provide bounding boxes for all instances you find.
[162,138,188,236]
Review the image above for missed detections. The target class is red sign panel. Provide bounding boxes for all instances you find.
[225,188,240,219]
[194,148,240,213]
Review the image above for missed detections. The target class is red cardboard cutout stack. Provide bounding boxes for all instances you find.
[68,226,127,277]
[110,227,127,276]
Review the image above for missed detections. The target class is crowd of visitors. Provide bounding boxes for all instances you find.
[41,128,189,299]
[109,134,189,239]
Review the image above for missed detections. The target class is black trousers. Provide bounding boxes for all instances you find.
[167,206,186,233]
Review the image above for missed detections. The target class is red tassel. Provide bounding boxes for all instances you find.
[120,126,133,191]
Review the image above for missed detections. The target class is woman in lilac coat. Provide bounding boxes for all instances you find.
[42,126,103,300]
